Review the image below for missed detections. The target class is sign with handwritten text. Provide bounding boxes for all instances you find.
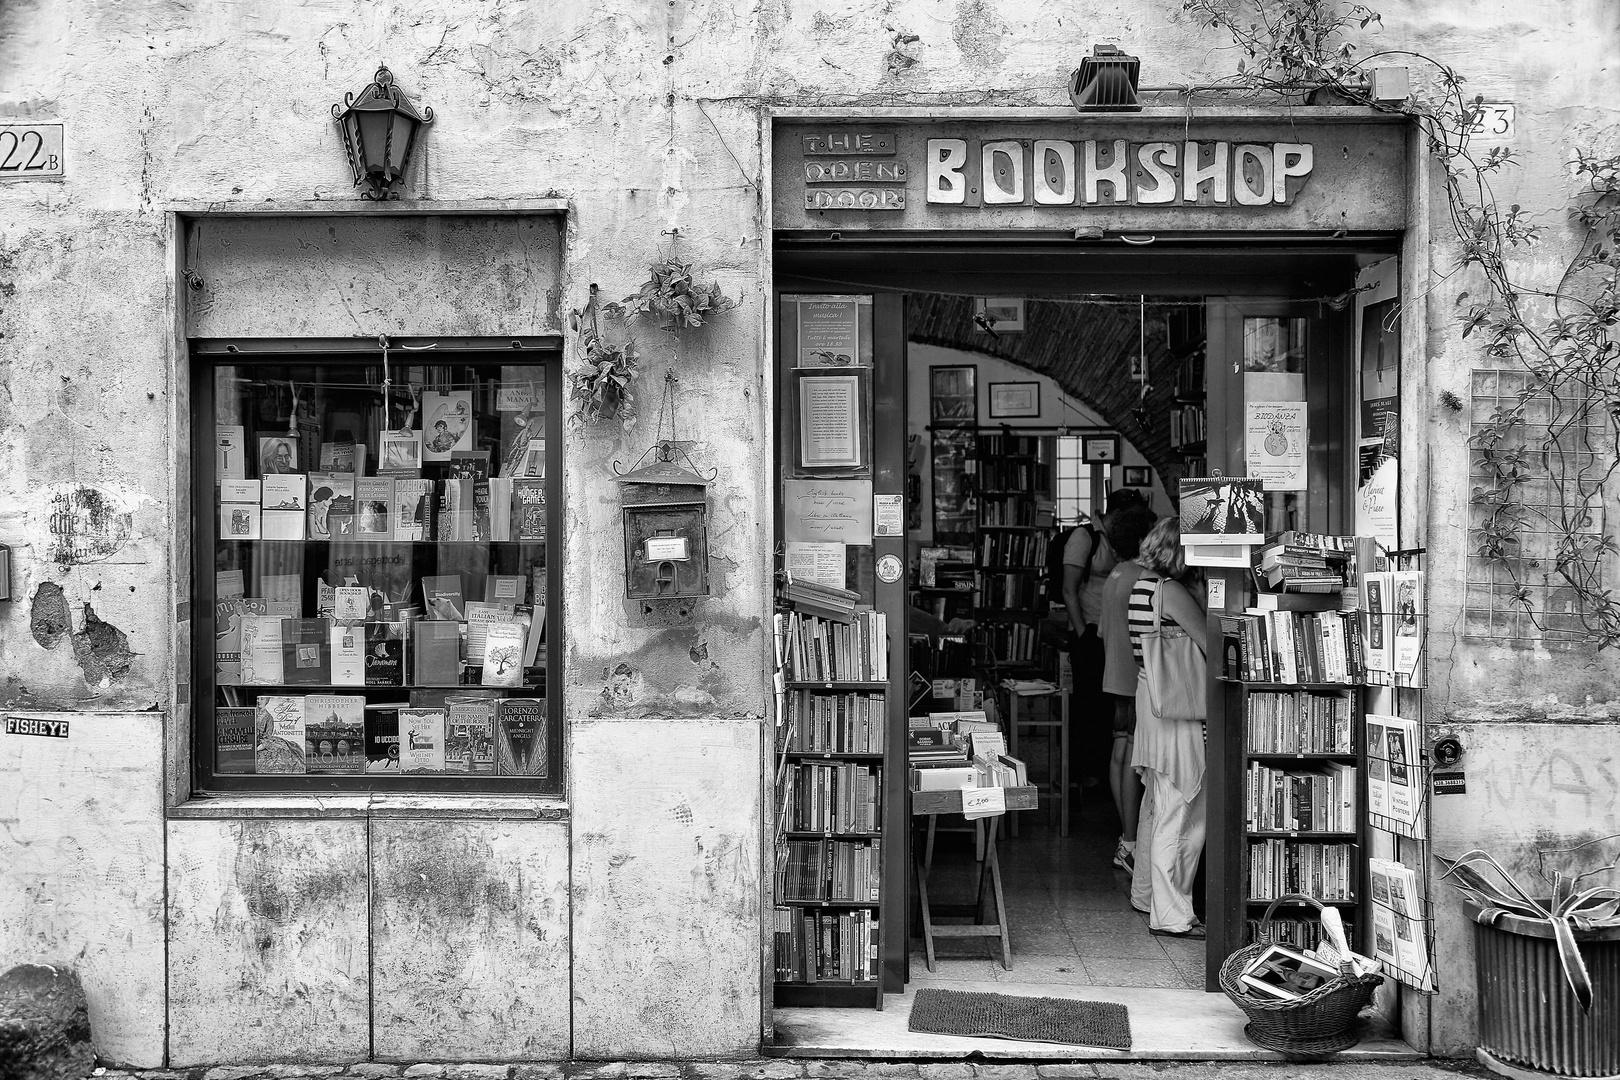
[783,479,874,544]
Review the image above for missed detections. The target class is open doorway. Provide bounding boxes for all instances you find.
[769,242,1408,1056]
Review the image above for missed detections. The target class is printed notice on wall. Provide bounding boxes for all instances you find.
[1244,400,1307,490]
[798,375,863,468]
[873,494,904,537]
[1356,440,1399,549]
[797,297,862,367]
[784,479,874,544]
[785,541,846,589]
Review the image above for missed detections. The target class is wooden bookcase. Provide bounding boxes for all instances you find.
[1221,681,1367,959]
[972,431,1052,673]
[771,611,891,1009]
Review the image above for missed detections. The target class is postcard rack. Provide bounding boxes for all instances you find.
[1361,547,1437,993]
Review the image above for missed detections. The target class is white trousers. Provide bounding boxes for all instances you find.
[1129,765,1207,932]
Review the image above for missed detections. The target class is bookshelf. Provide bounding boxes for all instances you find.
[1227,681,1366,953]
[772,600,891,1008]
[1168,308,1208,477]
[971,431,1052,671]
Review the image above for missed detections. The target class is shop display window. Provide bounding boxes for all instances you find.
[192,346,563,793]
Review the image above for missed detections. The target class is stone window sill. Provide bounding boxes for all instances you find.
[168,793,569,820]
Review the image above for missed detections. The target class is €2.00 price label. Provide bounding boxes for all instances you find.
[0,124,65,181]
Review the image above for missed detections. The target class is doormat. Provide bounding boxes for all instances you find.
[908,988,1132,1050]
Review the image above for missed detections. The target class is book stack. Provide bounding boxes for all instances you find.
[782,761,882,833]
[780,609,888,683]
[783,691,885,753]
[780,577,860,622]
[775,838,883,902]
[1243,690,1355,754]
[772,907,880,983]
[1255,531,1352,593]
[1247,839,1355,901]
[1245,761,1357,832]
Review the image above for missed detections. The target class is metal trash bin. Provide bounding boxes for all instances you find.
[1467,901,1620,1078]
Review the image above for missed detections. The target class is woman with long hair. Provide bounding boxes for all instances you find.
[1126,518,1208,938]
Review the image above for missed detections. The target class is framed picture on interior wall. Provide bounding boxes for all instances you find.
[988,381,1041,419]
[974,297,1026,334]
[1082,433,1121,464]
[929,365,977,424]
[1122,466,1152,487]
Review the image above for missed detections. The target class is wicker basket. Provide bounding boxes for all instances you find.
[1219,893,1384,1056]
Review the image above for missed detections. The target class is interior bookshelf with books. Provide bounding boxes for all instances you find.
[197,351,563,793]
[772,579,891,1008]
[971,431,1053,672]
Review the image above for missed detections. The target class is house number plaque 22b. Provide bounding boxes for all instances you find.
[0,124,65,181]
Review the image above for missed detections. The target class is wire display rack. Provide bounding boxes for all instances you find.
[1359,547,1437,993]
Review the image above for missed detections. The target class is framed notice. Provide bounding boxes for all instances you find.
[988,382,1040,418]
[1081,434,1121,464]
[796,371,866,469]
[930,365,977,424]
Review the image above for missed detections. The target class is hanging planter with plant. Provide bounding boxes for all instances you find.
[606,256,738,334]
[570,283,642,430]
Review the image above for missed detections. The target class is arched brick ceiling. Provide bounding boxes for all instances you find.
[906,294,1190,493]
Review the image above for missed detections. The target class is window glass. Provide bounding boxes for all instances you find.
[198,351,562,793]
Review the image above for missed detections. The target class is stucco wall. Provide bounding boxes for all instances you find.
[2,0,1618,1066]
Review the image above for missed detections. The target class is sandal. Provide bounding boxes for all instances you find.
[1149,924,1206,940]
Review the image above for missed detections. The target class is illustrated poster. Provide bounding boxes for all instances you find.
[1244,400,1307,490]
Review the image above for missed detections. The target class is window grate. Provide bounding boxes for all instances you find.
[1465,368,1611,646]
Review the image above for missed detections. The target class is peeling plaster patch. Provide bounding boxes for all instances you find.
[29,582,70,647]
[688,641,709,664]
[951,0,1007,69]
[70,603,134,684]
[37,484,136,565]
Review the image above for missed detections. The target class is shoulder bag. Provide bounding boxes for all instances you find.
[1141,577,1208,721]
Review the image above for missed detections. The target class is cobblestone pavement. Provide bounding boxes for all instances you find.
[94,1057,1492,1080]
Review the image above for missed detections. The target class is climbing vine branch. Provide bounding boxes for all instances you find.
[1184,0,1620,647]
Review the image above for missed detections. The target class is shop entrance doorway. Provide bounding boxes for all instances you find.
[769,241,1408,1057]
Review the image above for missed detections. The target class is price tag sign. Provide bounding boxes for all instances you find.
[0,124,65,181]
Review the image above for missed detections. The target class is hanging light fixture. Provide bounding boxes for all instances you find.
[1069,44,1142,112]
[331,65,434,199]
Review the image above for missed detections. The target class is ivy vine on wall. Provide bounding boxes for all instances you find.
[1184,0,1620,647]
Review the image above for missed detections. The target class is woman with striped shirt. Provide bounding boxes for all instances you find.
[1126,518,1209,939]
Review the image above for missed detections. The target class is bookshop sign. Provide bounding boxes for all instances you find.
[773,118,1407,233]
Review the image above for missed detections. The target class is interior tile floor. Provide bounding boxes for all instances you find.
[772,741,1410,1059]
[910,782,1203,991]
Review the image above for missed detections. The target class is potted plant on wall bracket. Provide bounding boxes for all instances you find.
[570,283,642,431]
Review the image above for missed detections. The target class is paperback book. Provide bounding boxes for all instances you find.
[254,695,307,774]
[355,476,394,539]
[305,695,365,774]
[445,699,497,773]
[280,617,333,685]
[496,698,547,776]
[216,424,247,480]
[377,430,423,475]
[481,620,528,687]
[364,706,402,773]
[364,621,405,686]
[393,478,434,541]
[399,707,447,772]
[330,622,366,686]
[307,472,356,541]
[215,706,257,773]
[512,479,547,541]
[412,620,463,686]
